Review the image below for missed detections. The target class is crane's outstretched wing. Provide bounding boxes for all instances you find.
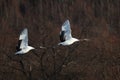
[19,28,28,49]
[60,20,72,42]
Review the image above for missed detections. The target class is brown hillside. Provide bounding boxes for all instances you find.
[0,0,120,80]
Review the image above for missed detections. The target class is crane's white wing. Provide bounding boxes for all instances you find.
[19,28,28,49]
[61,20,72,40]
[19,28,28,40]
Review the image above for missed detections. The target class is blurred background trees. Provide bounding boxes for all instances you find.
[0,0,120,80]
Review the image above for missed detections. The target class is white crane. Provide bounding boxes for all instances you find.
[15,28,35,54]
[58,20,79,46]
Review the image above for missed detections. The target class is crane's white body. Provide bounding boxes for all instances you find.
[58,20,79,46]
[15,28,35,55]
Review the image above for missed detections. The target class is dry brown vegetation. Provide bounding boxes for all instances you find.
[0,0,120,80]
